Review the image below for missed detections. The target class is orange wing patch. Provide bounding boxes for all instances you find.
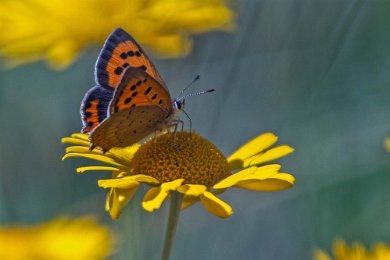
[82,100,100,132]
[109,67,172,115]
[106,41,165,88]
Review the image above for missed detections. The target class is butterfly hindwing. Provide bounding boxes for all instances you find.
[109,67,173,115]
[95,28,167,90]
[80,86,113,133]
[90,105,168,151]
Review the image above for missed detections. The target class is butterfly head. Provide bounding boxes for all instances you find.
[173,98,185,111]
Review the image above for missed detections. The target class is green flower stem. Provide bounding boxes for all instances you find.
[161,192,184,260]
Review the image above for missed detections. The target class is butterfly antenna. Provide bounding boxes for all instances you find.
[179,75,200,97]
[178,89,214,101]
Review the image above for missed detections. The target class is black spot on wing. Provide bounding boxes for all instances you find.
[124,97,132,104]
[114,67,123,75]
[144,86,152,95]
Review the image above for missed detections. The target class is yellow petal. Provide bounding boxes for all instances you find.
[142,187,168,212]
[146,1,234,30]
[244,145,295,166]
[98,174,159,188]
[235,173,295,191]
[106,188,138,220]
[241,164,282,180]
[98,177,139,189]
[141,34,191,58]
[213,165,281,189]
[108,145,140,161]
[61,137,90,147]
[64,146,132,168]
[130,175,160,185]
[62,153,126,169]
[200,191,233,218]
[160,178,185,191]
[76,166,120,174]
[71,133,89,140]
[46,40,78,69]
[213,166,257,189]
[177,184,207,196]
[65,146,101,154]
[142,179,184,212]
[228,133,278,170]
[181,195,199,209]
[313,249,332,260]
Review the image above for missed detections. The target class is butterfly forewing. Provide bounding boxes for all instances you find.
[90,105,168,151]
[95,28,167,90]
[109,67,173,115]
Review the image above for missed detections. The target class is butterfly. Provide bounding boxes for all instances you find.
[80,28,186,152]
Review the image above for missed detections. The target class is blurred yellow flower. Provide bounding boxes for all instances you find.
[385,138,390,152]
[0,0,235,69]
[0,216,114,260]
[314,239,390,260]
[62,131,295,219]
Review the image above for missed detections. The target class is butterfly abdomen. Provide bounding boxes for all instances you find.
[80,86,113,133]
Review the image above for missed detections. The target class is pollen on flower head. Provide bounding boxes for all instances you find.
[131,132,230,186]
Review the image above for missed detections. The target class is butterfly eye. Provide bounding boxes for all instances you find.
[173,100,181,110]
[176,100,185,110]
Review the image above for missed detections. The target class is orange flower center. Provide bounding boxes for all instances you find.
[132,132,230,186]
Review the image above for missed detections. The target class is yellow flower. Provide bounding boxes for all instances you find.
[0,216,114,260]
[62,131,295,219]
[314,240,390,260]
[0,0,235,69]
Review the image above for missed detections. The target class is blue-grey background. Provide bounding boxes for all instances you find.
[1,0,389,259]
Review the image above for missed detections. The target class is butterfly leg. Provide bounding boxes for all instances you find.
[89,143,95,152]
[171,119,185,148]
[173,123,179,147]
[182,109,192,137]
[153,131,158,153]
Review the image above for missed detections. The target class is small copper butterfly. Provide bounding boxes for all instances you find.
[80,28,188,152]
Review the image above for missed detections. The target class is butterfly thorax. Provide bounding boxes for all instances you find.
[155,99,184,132]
